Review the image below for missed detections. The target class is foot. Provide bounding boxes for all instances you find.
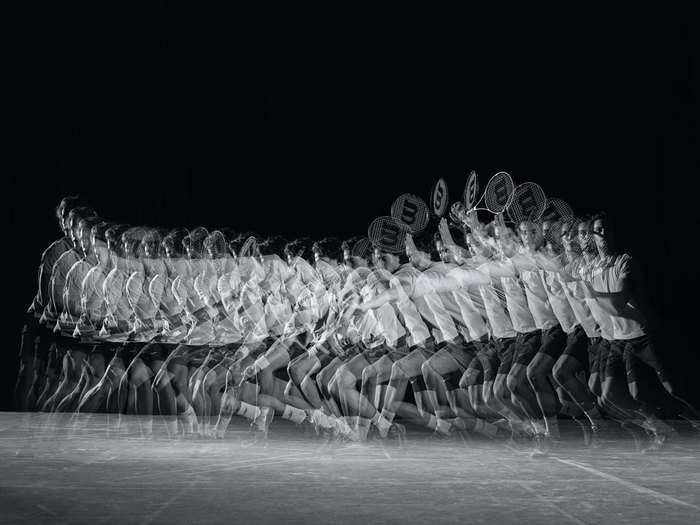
[252,406,274,436]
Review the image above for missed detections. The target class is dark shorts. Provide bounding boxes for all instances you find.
[562,325,589,367]
[444,338,479,371]
[496,337,517,375]
[603,339,627,381]
[538,325,566,359]
[513,330,541,366]
[587,337,603,375]
[615,335,667,384]
[89,342,121,363]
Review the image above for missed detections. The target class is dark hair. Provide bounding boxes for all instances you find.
[105,224,130,256]
[229,231,258,255]
[183,227,209,257]
[259,235,288,257]
[163,228,189,257]
[204,230,229,258]
[284,237,313,259]
[312,238,341,261]
[78,216,103,236]
[67,206,98,229]
[56,196,83,222]
[91,221,111,244]
[590,211,612,229]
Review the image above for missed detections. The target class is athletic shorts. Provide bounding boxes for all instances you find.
[615,335,667,384]
[587,337,602,375]
[562,324,589,367]
[513,330,541,366]
[89,342,121,362]
[496,337,517,375]
[538,325,566,359]
[603,339,627,381]
[443,338,479,371]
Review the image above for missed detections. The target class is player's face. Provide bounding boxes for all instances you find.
[145,241,158,258]
[78,224,91,255]
[592,218,610,254]
[313,248,321,264]
[577,221,595,254]
[494,226,516,257]
[372,247,382,267]
[518,221,542,250]
[343,248,351,265]
[69,217,81,246]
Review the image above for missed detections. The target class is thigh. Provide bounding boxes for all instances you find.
[426,348,463,376]
[513,332,540,366]
[527,351,555,376]
[562,327,589,369]
[539,327,566,360]
[396,348,429,376]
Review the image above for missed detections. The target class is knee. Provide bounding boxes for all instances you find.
[361,366,376,384]
[506,373,520,395]
[129,364,152,387]
[551,359,566,387]
[420,360,434,380]
[390,361,406,381]
[287,362,304,385]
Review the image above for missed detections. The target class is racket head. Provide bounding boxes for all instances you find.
[390,193,429,233]
[463,170,480,210]
[239,235,259,258]
[542,198,574,223]
[367,216,411,254]
[506,182,547,223]
[430,178,449,217]
[483,171,516,214]
[351,237,372,259]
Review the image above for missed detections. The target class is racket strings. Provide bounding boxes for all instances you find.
[506,182,547,223]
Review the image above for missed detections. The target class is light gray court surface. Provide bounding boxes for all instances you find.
[1,412,699,524]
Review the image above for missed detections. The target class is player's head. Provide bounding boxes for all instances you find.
[90,221,111,265]
[518,220,543,251]
[183,227,209,259]
[312,238,341,264]
[56,196,83,234]
[77,216,102,256]
[494,224,518,258]
[204,230,228,259]
[259,235,288,258]
[122,227,148,258]
[142,229,163,259]
[372,246,401,272]
[284,237,312,266]
[560,219,580,256]
[105,224,129,258]
[542,219,564,256]
[576,218,596,255]
[591,212,616,256]
[66,206,97,246]
[163,228,189,258]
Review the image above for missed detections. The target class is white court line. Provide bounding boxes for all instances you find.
[552,457,700,511]
[498,449,589,525]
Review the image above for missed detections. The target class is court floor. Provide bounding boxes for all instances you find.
[1,412,699,524]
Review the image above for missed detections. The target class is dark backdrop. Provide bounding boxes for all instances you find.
[7,4,699,409]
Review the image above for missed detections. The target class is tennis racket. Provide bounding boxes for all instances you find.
[430,178,450,218]
[367,216,411,254]
[390,193,429,233]
[506,182,548,223]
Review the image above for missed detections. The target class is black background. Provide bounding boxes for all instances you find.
[7,4,700,409]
